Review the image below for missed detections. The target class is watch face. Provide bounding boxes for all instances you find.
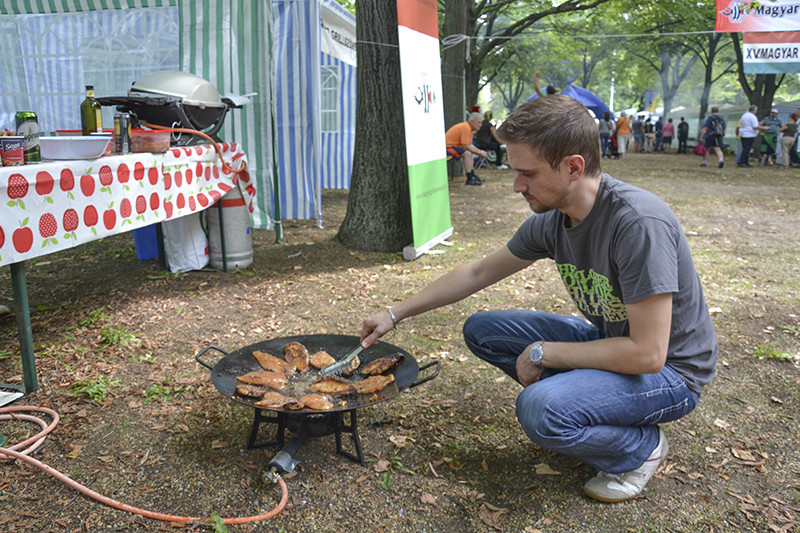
[529,342,543,366]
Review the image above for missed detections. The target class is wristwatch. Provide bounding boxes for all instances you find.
[528,341,544,368]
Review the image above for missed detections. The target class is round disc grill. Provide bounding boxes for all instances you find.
[196,334,439,473]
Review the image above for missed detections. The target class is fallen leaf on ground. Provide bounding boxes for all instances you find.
[211,439,231,449]
[535,463,561,475]
[389,435,414,448]
[421,493,436,506]
[374,459,391,472]
[66,446,83,459]
[478,502,509,531]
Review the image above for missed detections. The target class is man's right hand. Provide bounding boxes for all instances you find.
[360,310,394,348]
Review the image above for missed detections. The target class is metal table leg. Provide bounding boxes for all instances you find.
[10,261,37,393]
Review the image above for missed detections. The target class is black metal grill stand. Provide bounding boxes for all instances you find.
[247,408,365,471]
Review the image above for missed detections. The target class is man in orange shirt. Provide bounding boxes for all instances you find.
[615,111,631,160]
[446,112,488,185]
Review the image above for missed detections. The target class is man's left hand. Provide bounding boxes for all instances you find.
[516,345,543,387]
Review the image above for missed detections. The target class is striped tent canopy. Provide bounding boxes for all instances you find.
[273,0,356,226]
[0,0,277,231]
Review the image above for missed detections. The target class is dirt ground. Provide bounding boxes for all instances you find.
[1,151,799,533]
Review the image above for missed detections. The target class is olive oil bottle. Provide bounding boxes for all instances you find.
[80,85,103,135]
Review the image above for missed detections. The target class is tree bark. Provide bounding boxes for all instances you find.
[441,0,469,129]
[337,0,412,252]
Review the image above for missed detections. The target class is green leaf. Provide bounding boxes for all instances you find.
[210,513,228,533]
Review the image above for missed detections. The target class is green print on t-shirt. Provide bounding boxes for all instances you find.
[557,263,627,323]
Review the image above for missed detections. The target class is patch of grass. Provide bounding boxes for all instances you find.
[753,343,795,361]
[100,324,140,347]
[143,375,190,403]
[69,376,122,402]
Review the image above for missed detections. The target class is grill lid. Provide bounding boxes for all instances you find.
[130,70,225,109]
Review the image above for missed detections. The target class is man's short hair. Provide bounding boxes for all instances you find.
[710,106,719,113]
[468,112,482,122]
[496,95,600,176]
[749,105,758,112]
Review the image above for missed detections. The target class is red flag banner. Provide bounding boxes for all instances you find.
[716,0,800,32]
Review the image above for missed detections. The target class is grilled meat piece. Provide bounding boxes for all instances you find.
[353,374,396,394]
[340,354,361,376]
[299,394,334,410]
[284,341,310,372]
[235,384,268,398]
[360,354,402,375]
[252,350,296,376]
[310,376,356,397]
[255,391,298,409]
[236,370,287,389]
[309,350,336,370]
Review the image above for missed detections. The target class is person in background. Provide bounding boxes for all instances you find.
[632,114,644,153]
[700,106,725,169]
[598,111,616,158]
[779,113,798,168]
[475,111,508,170]
[661,118,675,154]
[654,116,663,152]
[534,71,561,96]
[615,111,631,160]
[759,109,782,166]
[677,117,689,154]
[643,118,655,153]
[359,95,717,504]
[446,112,487,186]
[738,105,763,167]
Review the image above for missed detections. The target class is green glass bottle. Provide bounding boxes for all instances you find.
[80,85,103,135]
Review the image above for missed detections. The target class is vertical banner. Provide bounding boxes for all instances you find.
[716,0,800,32]
[396,0,453,261]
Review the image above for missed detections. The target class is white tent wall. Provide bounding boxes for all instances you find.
[0,0,277,231]
[272,0,356,225]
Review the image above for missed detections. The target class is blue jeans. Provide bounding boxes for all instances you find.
[599,132,610,157]
[463,310,699,473]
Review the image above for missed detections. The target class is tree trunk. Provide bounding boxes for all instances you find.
[337,0,412,252]
[731,33,784,115]
[441,0,468,129]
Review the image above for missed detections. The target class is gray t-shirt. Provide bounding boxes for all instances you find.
[507,174,717,394]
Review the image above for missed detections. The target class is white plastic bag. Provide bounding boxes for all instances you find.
[161,213,209,273]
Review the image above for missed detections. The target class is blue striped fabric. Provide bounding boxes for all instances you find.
[273,0,320,222]
[320,52,356,191]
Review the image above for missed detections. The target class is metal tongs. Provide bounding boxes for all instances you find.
[319,345,364,376]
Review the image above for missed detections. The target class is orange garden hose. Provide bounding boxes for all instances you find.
[142,122,249,176]
[0,405,289,525]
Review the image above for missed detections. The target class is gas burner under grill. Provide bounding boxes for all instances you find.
[249,409,364,474]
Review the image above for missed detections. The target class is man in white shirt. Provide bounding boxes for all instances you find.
[737,105,764,167]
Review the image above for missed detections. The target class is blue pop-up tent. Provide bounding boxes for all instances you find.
[527,84,611,118]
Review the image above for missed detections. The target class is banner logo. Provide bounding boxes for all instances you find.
[721,0,748,23]
[414,80,437,114]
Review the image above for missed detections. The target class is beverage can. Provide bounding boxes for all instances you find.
[1,136,25,166]
[15,111,41,163]
[114,112,132,154]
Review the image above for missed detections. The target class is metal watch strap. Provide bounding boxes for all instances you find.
[529,340,544,368]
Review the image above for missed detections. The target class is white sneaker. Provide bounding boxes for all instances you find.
[497,164,509,170]
[583,427,669,503]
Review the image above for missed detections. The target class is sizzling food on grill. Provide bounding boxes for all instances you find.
[361,354,403,375]
[235,384,268,398]
[255,391,300,409]
[299,394,334,410]
[236,370,287,389]
[353,374,396,394]
[309,350,336,370]
[284,341,310,372]
[311,376,357,397]
[253,350,296,376]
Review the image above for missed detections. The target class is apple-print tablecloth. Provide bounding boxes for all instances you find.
[1,143,255,267]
